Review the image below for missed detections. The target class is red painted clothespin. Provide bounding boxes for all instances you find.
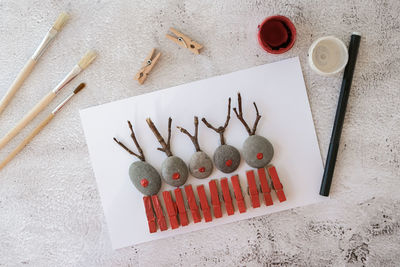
[184,185,202,223]
[162,191,180,229]
[174,188,189,226]
[267,165,286,202]
[151,195,168,231]
[209,180,222,218]
[246,170,261,208]
[220,177,235,215]
[257,168,273,206]
[231,175,246,213]
[143,196,157,233]
[197,184,212,222]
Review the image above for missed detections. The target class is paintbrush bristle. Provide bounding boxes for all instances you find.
[52,12,69,31]
[73,83,86,94]
[78,50,97,69]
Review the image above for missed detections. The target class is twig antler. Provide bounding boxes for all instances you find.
[146,117,173,157]
[233,92,261,136]
[177,116,201,152]
[201,97,231,145]
[113,120,146,161]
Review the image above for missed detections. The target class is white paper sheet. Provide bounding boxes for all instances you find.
[80,57,325,250]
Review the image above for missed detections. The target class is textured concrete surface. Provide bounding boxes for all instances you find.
[0,0,399,266]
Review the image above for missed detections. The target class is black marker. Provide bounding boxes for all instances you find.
[320,33,361,196]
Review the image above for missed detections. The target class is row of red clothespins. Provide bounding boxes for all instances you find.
[143,165,286,233]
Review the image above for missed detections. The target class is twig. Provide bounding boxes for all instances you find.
[177,116,201,152]
[113,121,145,161]
[251,102,261,135]
[146,117,173,157]
[201,97,231,145]
[233,92,261,136]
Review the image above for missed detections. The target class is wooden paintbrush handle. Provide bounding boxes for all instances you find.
[0,58,37,116]
[0,113,54,171]
[0,91,56,150]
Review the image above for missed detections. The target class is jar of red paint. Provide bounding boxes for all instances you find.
[257,15,296,54]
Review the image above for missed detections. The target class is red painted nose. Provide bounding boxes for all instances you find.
[140,178,149,187]
[257,153,263,160]
[225,159,233,167]
[172,172,180,180]
[199,167,205,173]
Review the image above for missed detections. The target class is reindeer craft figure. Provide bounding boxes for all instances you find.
[113,121,161,195]
[147,117,191,228]
[233,93,273,168]
[202,97,241,173]
[177,116,213,179]
[113,121,167,233]
[233,93,286,204]
[146,117,189,187]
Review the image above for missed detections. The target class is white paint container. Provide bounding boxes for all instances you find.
[308,36,348,76]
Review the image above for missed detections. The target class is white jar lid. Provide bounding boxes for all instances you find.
[308,36,348,76]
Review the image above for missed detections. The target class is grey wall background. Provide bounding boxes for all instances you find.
[0,0,399,266]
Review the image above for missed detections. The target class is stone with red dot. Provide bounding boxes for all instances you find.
[189,151,213,179]
[140,178,149,187]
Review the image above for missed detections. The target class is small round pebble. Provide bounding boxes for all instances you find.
[129,161,161,195]
[213,144,241,173]
[161,156,189,187]
[189,151,213,179]
[242,135,274,168]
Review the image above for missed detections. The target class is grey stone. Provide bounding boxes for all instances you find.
[189,151,213,179]
[161,156,189,187]
[242,135,274,168]
[129,161,161,196]
[213,144,241,173]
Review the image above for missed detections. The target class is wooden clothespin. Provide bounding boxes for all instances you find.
[134,48,161,84]
[166,27,203,55]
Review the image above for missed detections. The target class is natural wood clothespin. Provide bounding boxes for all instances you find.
[166,28,203,55]
[134,48,161,84]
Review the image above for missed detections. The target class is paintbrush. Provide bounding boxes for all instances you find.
[0,12,69,116]
[0,83,86,171]
[0,50,96,150]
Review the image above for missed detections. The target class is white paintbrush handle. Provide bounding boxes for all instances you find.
[0,58,37,116]
[0,113,55,171]
[0,91,56,150]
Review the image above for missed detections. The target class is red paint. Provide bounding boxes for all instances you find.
[140,178,149,187]
[143,196,157,233]
[199,167,205,173]
[267,165,286,202]
[174,188,189,226]
[197,185,212,222]
[184,185,202,223]
[220,178,235,215]
[225,159,233,167]
[162,191,180,229]
[257,153,263,160]
[151,195,168,231]
[209,180,222,218]
[258,168,273,206]
[172,172,180,180]
[257,15,296,54]
[246,170,261,208]
[231,175,246,213]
